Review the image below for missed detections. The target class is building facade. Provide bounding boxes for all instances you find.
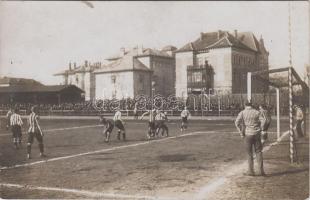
[94,46,175,99]
[175,30,269,98]
[0,77,84,104]
[55,46,176,100]
[54,61,101,101]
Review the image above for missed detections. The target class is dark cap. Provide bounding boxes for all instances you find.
[245,101,252,107]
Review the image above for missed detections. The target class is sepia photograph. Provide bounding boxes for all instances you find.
[0,1,309,199]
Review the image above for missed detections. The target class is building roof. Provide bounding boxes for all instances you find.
[0,76,43,86]
[0,84,84,93]
[94,52,152,74]
[140,48,172,58]
[176,30,263,53]
[54,63,102,76]
[161,45,177,51]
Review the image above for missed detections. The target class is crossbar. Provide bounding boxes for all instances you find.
[251,67,290,76]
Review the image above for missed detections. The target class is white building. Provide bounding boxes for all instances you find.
[175,30,269,98]
[55,46,176,100]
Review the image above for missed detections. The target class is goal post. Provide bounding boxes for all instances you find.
[247,72,281,141]
[247,67,308,163]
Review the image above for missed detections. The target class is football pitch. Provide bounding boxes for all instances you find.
[0,117,290,199]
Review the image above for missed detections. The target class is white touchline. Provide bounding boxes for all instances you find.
[0,130,220,170]
[0,124,104,137]
[0,183,177,200]
[195,130,290,200]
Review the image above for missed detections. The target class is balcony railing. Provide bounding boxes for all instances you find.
[187,82,207,88]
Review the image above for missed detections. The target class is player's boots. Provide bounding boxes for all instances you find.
[256,152,266,176]
[165,127,169,137]
[40,153,46,158]
[147,129,151,140]
[27,143,32,159]
[13,138,18,149]
[39,143,46,157]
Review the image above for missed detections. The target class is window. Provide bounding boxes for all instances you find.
[111,75,116,84]
[196,57,203,66]
[139,74,144,83]
[193,72,202,82]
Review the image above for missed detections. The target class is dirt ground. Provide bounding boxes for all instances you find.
[0,117,307,199]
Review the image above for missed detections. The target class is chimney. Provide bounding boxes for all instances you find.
[259,35,264,44]
[200,32,204,40]
[69,62,72,70]
[137,45,143,55]
[85,60,88,68]
[120,47,126,56]
[74,62,76,69]
[234,30,238,38]
[217,30,222,40]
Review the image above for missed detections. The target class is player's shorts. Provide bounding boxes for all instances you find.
[263,122,271,132]
[27,130,43,144]
[181,117,188,123]
[148,121,156,130]
[114,120,125,131]
[11,125,22,138]
[155,120,165,129]
[105,123,114,133]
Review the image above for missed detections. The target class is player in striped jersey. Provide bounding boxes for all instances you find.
[180,107,191,132]
[27,106,45,159]
[140,109,156,139]
[6,107,13,130]
[10,107,23,149]
[154,110,169,137]
[113,109,126,141]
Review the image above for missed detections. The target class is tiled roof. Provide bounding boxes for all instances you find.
[0,76,43,86]
[0,85,84,93]
[141,48,171,57]
[226,32,255,51]
[237,32,259,52]
[94,53,151,74]
[176,31,261,52]
[161,45,177,51]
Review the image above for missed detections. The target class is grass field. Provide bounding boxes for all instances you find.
[0,117,291,199]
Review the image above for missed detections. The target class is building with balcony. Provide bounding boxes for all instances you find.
[175,30,269,98]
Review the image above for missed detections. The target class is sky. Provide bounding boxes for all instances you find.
[0,1,309,85]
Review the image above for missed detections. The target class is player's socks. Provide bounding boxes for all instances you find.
[122,133,126,141]
[39,143,44,153]
[27,154,31,159]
